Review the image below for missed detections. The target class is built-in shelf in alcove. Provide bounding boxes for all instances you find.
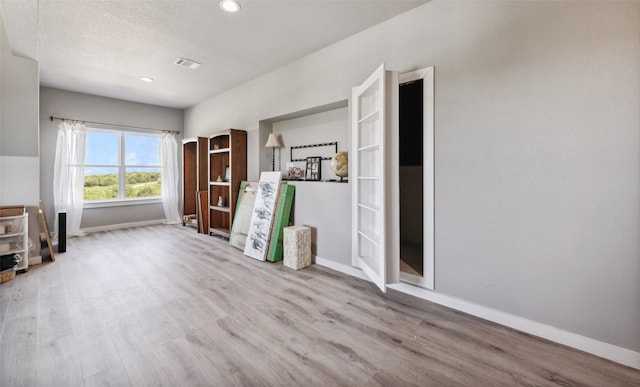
[257,99,352,266]
[258,99,349,179]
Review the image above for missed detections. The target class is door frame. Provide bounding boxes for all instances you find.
[397,66,435,290]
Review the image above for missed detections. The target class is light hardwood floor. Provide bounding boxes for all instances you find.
[0,224,638,386]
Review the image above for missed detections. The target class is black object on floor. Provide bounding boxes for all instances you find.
[58,212,66,253]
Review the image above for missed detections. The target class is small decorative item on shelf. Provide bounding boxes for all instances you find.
[213,144,219,150]
[305,156,322,181]
[216,175,222,182]
[330,151,348,182]
[217,196,225,207]
[286,163,304,180]
[224,165,230,182]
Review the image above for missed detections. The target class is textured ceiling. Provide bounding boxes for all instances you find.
[1,0,427,109]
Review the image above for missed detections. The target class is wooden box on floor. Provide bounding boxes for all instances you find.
[283,225,311,270]
[0,268,15,283]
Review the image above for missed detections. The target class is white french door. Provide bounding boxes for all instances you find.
[351,63,399,292]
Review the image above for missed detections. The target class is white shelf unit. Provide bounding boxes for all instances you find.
[0,212,29,272]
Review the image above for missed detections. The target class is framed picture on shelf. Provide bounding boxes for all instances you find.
[305,156,321,181]
[224,165,230,182]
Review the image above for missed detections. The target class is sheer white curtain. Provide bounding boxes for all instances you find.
[53,121,87,237]
[160,132,181,224]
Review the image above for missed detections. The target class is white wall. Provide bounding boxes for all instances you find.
[286,181,351,265]
[39,87,184,230]
[185,1,640,354]
[0,156,39,205]
[0,12,39,207]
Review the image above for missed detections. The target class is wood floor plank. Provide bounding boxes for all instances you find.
[311,305,478,386]
[4,270,38,321]
[37,284,73,345]
[213,314,346,386]
[1,269,39,387]
[34,334,84,387]
[0,315,38,386]
[83,362,132,387]
[106,315,180,387]
[0,224,637,387]
[133,301,190,346]
[0,277,15,336]
[196,320,281,386]
[154,335,226,386]
[71,318,122,379]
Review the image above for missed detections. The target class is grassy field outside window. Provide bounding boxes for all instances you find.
[84,129,162,201]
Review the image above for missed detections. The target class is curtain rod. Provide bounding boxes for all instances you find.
[49,115,180,134]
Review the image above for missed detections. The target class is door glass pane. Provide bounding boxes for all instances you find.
[125,167,161,198]
[358,82,379,119]
[84,167,119,200]
[358,120,378,149]
[86,131,118,165]
[125,134,160,166]
[358,149,381,178]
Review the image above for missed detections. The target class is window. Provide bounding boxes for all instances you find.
[83,128,162,202]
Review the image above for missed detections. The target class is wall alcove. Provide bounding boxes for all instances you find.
[257,100,351,266]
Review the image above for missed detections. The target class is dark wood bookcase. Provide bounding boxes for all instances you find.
[182,136,209,232]
[208,129,247,238]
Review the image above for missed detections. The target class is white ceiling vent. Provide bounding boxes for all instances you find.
[174,57,201,70]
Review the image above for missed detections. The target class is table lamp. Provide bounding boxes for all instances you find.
[264,133,283,171]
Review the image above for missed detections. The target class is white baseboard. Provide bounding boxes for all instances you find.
[313,258,640,370]
[313,255,370,281]
[80,219,166,234]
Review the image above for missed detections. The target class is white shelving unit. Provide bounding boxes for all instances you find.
[0,212,29,272]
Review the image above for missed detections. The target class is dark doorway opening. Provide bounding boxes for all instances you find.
[399,79,423,276]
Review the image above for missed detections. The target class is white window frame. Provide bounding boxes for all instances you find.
[83,127,163,208]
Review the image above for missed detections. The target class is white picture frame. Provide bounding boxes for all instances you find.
[243,171,282,260]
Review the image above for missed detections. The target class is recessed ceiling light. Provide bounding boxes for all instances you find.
[139,77,154,82]
[220,0,241,13]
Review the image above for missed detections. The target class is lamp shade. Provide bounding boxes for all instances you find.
[265,133,283,148]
